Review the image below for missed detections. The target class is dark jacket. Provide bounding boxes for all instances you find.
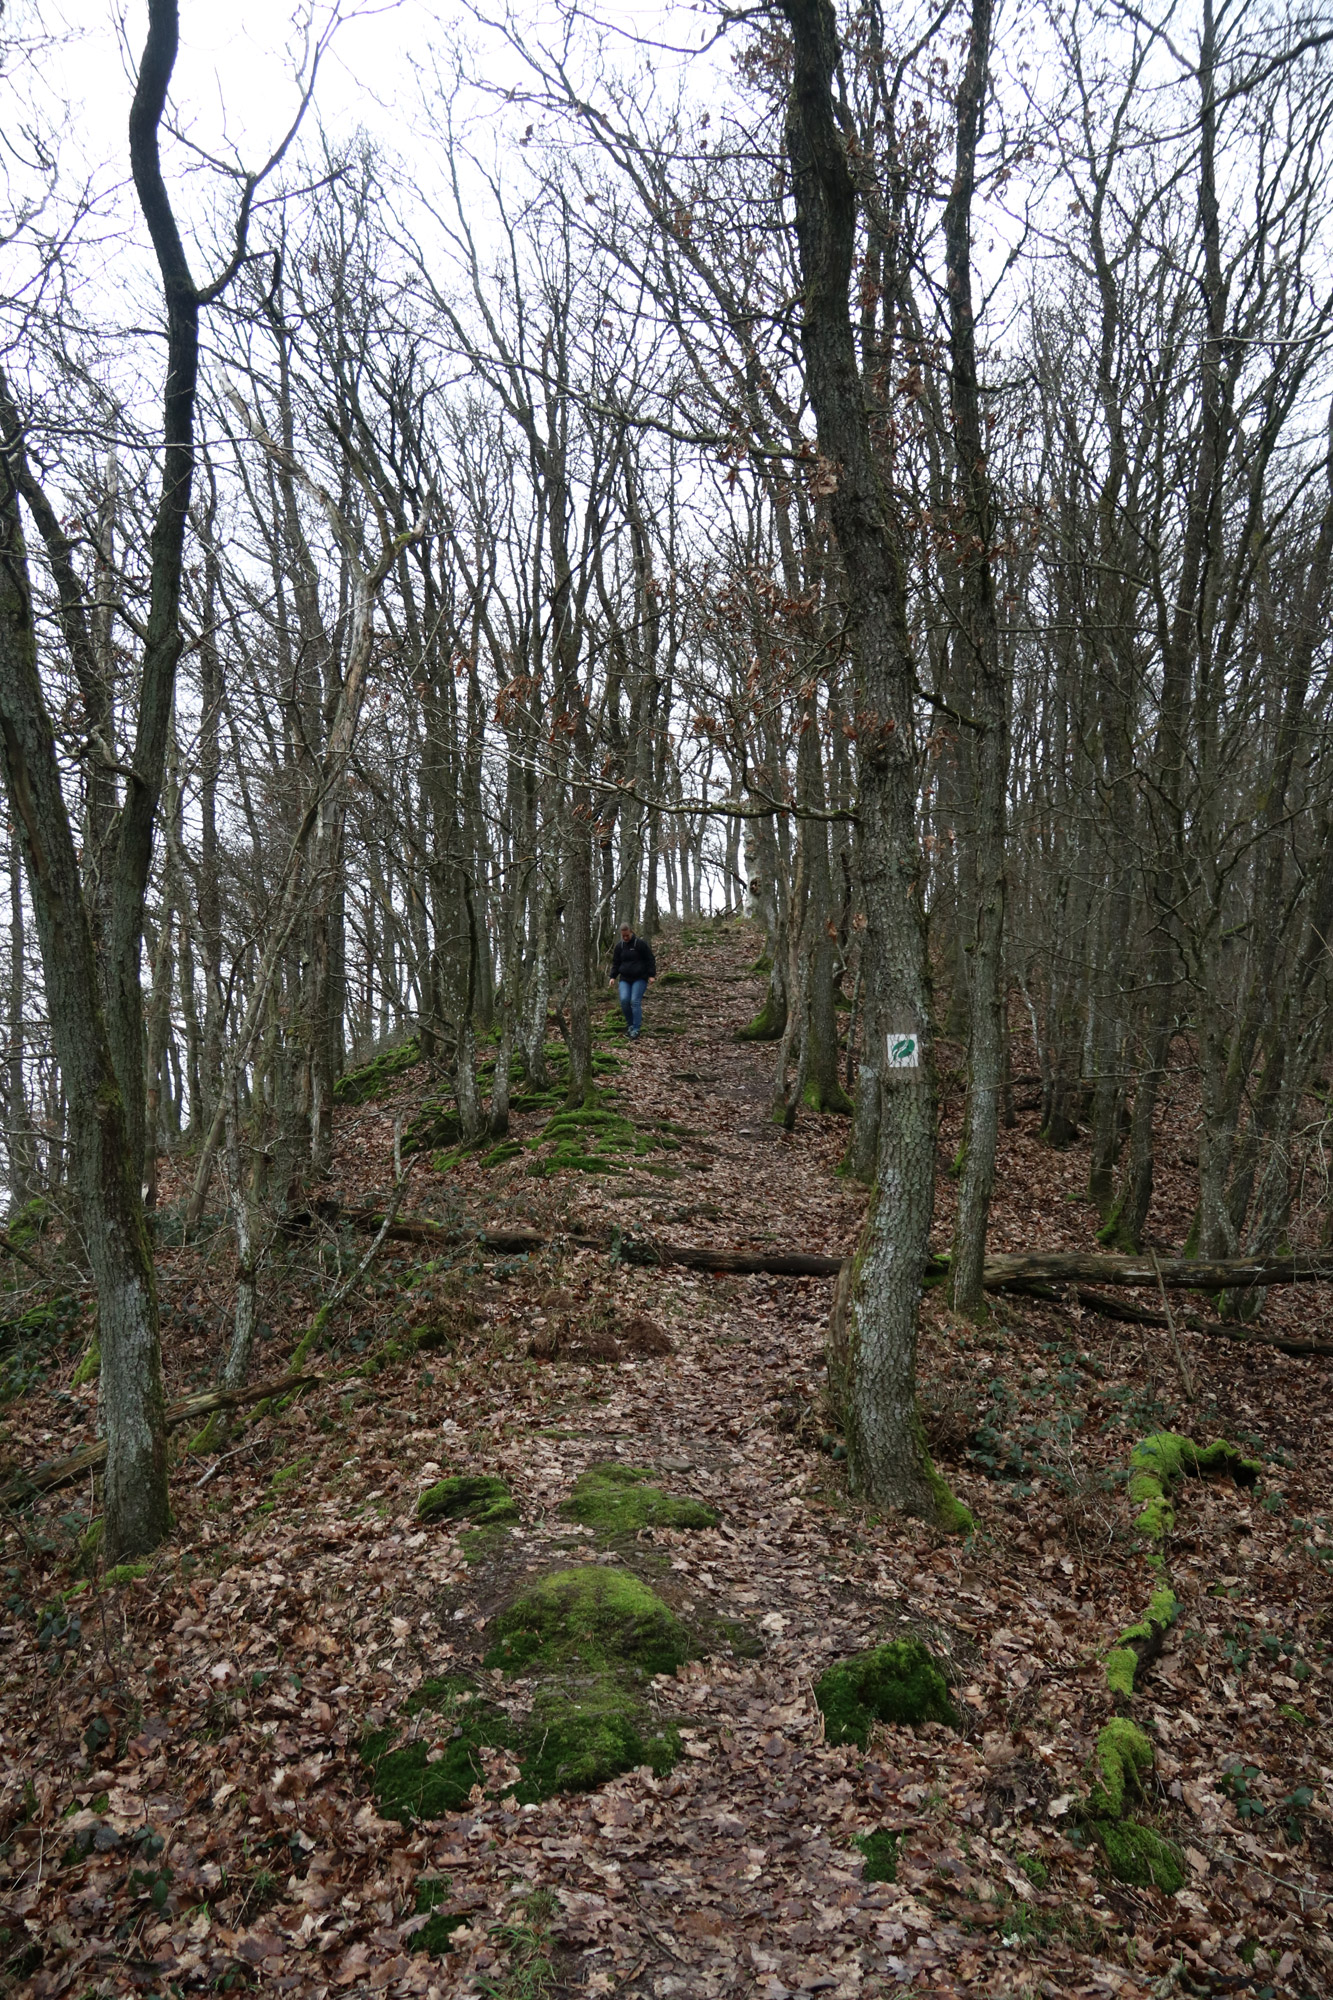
[612,934,656,983]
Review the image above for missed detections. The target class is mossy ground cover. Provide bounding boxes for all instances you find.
[334,1036,423,1104]
[363,1677,515,1822]
[517,1678,679,1799]
[486,1568,687,1797]
[364,1569,687,1820]
[854,1828,900,1883]
[483,1566,689,1679]
[1080,1717,1187,1891]
[814,1636,957,1749]
[409,1876,469,1956]
[560,1462,716,1535]
[1094,1819,1185,1893]
[417,1473,519,1526]
[524,1097,684,1179]
[428,1049,629,1169]
[1,1289,84,1404]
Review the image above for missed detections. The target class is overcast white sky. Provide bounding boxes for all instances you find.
[23,1,723,207]
[0,0,747,360]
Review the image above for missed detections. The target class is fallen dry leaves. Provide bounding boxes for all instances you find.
[2,920,1332,1998]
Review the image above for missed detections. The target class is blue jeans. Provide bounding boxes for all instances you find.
[618,977,647,1035]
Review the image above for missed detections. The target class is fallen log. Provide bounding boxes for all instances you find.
[1005,1279,1333,1357]
[616,1239,845,1277]
[331,1209,846,1274]
[327,1203,1333,1293]
[974,1249,1333,1291]
[0,1368,324,1510]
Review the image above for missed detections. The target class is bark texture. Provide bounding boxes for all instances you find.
[0,394,170,1559]
[780,0,948,1520]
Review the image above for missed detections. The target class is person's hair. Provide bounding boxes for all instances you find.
[620,922,633,932]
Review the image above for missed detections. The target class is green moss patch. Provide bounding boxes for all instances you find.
[417,1474,519,1526]
[363,1678,514,1823]
[335,1036,423,1105]
[401,1098,462,1158]
[1094,1820,1185,1893]
[854,1829,900,1883]
[411,1876,467,1956]
[561,1463,717,1535]
[1078,1720,1185,1892]
[364,1573,688,1819]
[271,1456,312,1491]
[70,1339,100,1389]
[1089,1717,1154,1819]
[1106,1585,1180,1701]
[526,1098,682,1178]
[102,1560,150,1588]
[814,1637,957,1749]
[1127,1433,1260,1545]
[516,1679,680,1801]
[484,1566,689,1679]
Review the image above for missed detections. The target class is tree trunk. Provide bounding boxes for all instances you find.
[0,411,170,1559]
[779,0,960,1525]
[143,897,176,1211]
[4,817,36,1214]
[944,0,1007,1317]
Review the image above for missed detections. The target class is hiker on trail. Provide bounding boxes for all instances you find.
[611,923,656,1040]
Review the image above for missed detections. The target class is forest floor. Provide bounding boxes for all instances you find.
[3,917,1333,2000]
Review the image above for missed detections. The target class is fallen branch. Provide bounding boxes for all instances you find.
[287,1157,420,1370]
[0,1368,324,1510]
[0,1225,57,1283]
[1004,1279,1333,1357]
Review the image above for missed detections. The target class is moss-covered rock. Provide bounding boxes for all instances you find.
[401,1099,463,1158]
[516,1678,680,1800]
[1095,1819,1186,1893]
[1088,1717,1154,1819]
[484,1567,688,1679]
[1127,1433,1260,1545]
[416,1474,519,1526]
[363,1678,513,1823]
[364,1576,688,1819]
[814,1637,957,1749]
[561,1463,716,1535]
